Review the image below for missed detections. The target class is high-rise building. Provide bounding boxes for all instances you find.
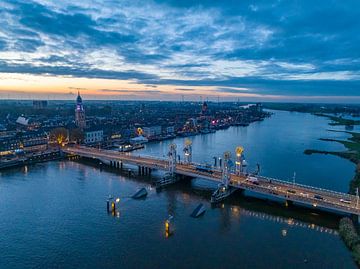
[75,91,86,129]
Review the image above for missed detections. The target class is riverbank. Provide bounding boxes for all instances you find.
[304,131,360,194]
[304,116,360,265]
[314,113,360,126]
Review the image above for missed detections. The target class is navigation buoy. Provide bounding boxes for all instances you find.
[165,215,174,238]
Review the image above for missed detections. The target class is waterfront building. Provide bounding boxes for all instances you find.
[143,126,162,138]
[75,92,86,129]
[84,129,103,144]
[0,131,48,156]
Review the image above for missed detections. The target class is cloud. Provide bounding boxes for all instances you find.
[68,87,88,91]
[0,0,359,100]
[175,88,196,91]
[216,87,250,94]
[99,89,161,94]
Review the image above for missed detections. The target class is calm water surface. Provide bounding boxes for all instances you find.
[0,110,357,268]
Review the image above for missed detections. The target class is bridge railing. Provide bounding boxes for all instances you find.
[136,154,168,161]
[66,147,355,199]
[232,179,360,213]
[259,175,354,199]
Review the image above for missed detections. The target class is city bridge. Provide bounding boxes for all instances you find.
[63,143,360,218]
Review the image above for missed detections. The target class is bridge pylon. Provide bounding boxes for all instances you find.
[156,143,178,188]
[222,151,231,186]
[211,151,236,203]
[183,139,192,164]
[235,146,244,175]
[168,143,177,175]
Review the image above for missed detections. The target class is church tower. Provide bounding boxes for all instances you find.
[75,91,86,129]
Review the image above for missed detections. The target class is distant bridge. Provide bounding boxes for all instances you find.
[63,144,360,218]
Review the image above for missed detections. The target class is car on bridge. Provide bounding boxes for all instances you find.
[246,176,259,185]
[340,198,351,204]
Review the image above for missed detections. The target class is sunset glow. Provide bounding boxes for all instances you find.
[0,0,359,101]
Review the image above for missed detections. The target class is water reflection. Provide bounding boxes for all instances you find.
[0,110,357,268]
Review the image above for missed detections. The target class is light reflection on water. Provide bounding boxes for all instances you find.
[0,110,357,268]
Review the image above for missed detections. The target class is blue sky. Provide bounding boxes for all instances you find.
[0,0,359,101]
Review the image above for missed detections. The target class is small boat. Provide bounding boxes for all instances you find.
[190,203,206,218]
[132,187,148,199]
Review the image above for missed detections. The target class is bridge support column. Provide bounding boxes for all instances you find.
[285,200,293,207]
[351,214,360,224]
[142,166,145,175]
[138,166,141,175]
[148,168,152,176]
[120,162,123,170]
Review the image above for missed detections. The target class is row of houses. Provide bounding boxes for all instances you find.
[0,131,49,156]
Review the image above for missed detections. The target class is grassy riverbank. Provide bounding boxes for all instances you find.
[304,116,360,265]
[314,113,360,126]
[304,131,360,194]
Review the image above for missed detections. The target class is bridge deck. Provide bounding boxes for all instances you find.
[63,146,360,216]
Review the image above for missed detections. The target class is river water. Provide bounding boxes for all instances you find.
[0,110,357,268]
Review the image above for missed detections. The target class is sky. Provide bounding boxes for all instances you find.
[0,0,359,102]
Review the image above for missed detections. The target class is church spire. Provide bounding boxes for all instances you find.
[75,91,85,129]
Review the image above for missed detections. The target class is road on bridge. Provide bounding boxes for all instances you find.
[63,146,360,216]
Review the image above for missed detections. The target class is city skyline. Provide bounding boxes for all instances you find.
[0,0,360,102]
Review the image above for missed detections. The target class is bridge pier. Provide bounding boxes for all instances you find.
[285,200,293,207]
[351,214,360,224]
[137,166,150,176]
